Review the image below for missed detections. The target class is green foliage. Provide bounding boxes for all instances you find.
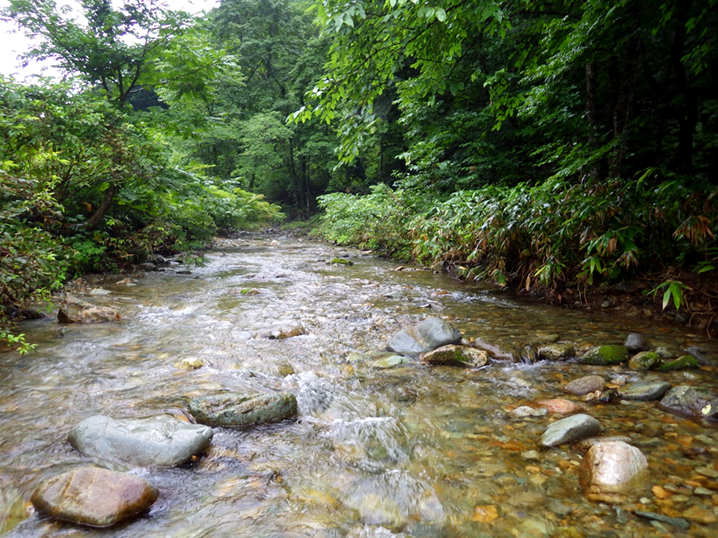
[317,184,417,259]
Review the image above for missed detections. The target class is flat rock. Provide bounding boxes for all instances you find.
[371,355,411,369]
[579,441,648,503]
[617,381,672,401]
[68,415,213,467]
[58,295,120,324]
[579,345,629,365]
[537,343,575,361]
[659,385,714,417]
[564,375,606,396]
[387,317,461,354]
[189,392,298,427]
[624,333,649,353]
[31,466,158,528]
[535,398,582,415]
[540,413,602,447]
[421,345,488,367]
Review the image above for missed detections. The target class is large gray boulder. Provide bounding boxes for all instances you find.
[189,392,298,427]
[387,317,461,354]
[540,414,602,447]
[32,466,158,528]
[579,441,648,503]
[69,415,213,467]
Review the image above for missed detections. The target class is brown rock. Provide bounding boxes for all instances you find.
[652,485,672,499]
[564,375,606,396]
[473,504,499,523]
[580,441,648,503]
[58,295,120,324]
[682,505,718,524]
[421,345,489,367]
[31,467,158,528]
[535,398,581,415]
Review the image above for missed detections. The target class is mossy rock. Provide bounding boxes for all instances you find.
[328,258,354,265]
[579,345,629,365]
[627,351,662,371]
[658,355,699,371]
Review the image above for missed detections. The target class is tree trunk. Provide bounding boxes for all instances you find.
[84,182,117,231]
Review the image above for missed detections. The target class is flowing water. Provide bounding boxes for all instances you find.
[2,235,718,537]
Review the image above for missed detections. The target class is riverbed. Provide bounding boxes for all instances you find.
[2,235,717,537]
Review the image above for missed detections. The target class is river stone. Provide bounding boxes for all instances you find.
[563,375,606,396]
[534,398,582,415]
[657,355,699,371]
[628,351,662,370]
[624,333,649,353]
[386,317,461,354]
[579,441,648,503]
[472,337,519,362]
[540,414,602,447]
[69,415,213,467]
[371,355,411,369]
[617,381,672,401]
[58,295,120,324]
[579,345,629,365]
[189,392,298,427]
[659,385,714,417]
[537,343,575,361]
[701,398,718,419]
[31,467,158,528]
[421,345,489,367]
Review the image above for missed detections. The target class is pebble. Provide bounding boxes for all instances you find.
[563,375,606,396]
[681,505,718,524]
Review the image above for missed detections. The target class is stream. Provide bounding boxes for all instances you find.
[1,235,718,537]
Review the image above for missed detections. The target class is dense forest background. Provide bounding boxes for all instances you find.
[1,0,717,352]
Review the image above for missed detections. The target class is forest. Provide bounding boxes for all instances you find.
[1,0,717,352]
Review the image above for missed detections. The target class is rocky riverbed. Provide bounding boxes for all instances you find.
[1,234,717,537]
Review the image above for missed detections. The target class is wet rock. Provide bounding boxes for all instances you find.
[563,375,606,396]
[69,415,213,467]
[579,345,629,365]
[654,346,674,359]
[537,343,575,361]
[58,295,121,324]
[657,355,699,371]
[189,392,298,427]
[257,325,307,339]
[627,351,662,370]
[88,288,112,296]
[511,406,548,418]
[31,466,158,528]
[624,333,649,353]
[617,381,672,401]
[634,511,690,530]
[579,441,648,503]
[573,436,633,453]
[534,398,582,415]
[174,357,204,370]
[328,258,353,265]
[135,262,157,272]
[472,337,519,362]
[700,398,718,419]
[659,385,714,417]
[540,414,602,447]
[681,505,718,524]
[421,345,489,367]
[386,317,461,354]
[371,355,411,369]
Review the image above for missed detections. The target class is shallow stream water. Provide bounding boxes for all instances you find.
[2,235,718,537]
